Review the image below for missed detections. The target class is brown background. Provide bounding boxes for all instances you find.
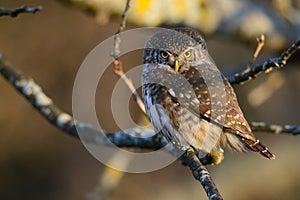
[1,1,300,200]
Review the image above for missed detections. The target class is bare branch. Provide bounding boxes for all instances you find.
[253,35,265,60]
[251,122,300,135]
[110,0,149,148]
[113,60,146,114]
[111,0,146,114]
[0,54,162,147]
[0,5,42,17]
[227,37,300,85]
[112,0,131,60]
[180,149,223,200]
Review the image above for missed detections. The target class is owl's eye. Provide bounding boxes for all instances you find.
[184,50,192,58]
[160,51,169,59]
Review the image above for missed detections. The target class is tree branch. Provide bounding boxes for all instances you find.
[111,0,146,114]
[180,149,223,200]
[0,53,224,199]
[0,5,42,17]
[0,54,163,147]
[247,34,265,68]
[251,122,300,135]
[113,60,146,114]
[112,0,131,60]
[227,37,300,85]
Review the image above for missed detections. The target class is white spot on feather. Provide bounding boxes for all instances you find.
[234,114,240,119]
[192,98,200,104]
[168,88,175,97]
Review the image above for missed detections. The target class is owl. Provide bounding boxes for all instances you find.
[142,27,275,164]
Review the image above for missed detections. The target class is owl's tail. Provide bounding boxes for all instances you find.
[241,138,275,159]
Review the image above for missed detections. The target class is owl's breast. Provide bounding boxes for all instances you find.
[142,83,221,151]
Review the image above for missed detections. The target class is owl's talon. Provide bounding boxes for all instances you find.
[199,150,224,165]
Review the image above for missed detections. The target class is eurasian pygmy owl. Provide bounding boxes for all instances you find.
[142,27,275,164]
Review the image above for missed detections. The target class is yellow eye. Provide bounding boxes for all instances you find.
[160,51,169,59]
[184,51,191,58]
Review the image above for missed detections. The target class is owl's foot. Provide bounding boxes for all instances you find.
[198,148,224,165]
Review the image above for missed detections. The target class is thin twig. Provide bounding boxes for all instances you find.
[0,5,42,17]
[111,0,145,113]
[227,37,300,85]
[113,60,146,114]
[112,0,131,60]
[109,3,132,198]
[253,35,265,60]
[237,35,265,84]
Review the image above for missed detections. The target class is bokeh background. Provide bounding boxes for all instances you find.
[1,0,300,200]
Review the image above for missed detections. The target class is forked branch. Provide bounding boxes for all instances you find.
[228,37,300,85]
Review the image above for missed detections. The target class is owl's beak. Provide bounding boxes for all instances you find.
[174,60,180,72]
[168,57,181,72]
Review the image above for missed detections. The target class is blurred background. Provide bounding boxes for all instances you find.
[0,0,300,199]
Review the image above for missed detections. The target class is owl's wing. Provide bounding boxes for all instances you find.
[170,62,274,159]
[176,63,253,136]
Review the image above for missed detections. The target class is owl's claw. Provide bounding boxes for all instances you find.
[199,149,224,165]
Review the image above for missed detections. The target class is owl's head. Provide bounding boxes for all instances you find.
[144,27,207,73]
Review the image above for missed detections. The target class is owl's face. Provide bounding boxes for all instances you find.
[144,28,208,73]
